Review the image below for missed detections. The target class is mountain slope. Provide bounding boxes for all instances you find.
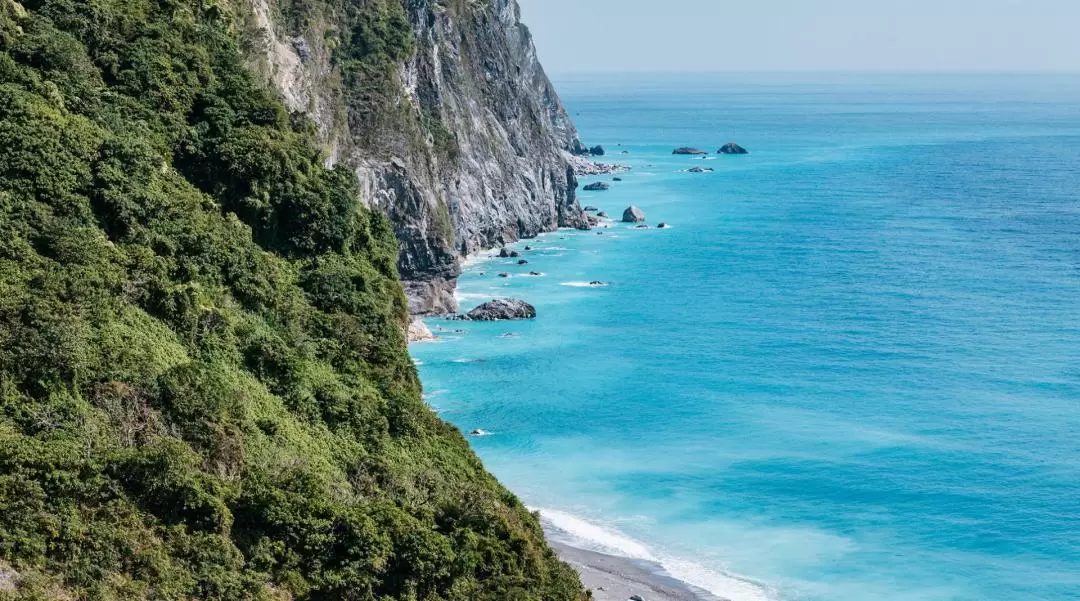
[0,0,582,598]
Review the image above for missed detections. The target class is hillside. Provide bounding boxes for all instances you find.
[0,0,583,598]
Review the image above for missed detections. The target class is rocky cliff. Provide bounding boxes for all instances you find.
[248,0,588,314]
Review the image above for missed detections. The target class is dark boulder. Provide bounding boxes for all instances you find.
[634,224,649,229]
[597,211,609,218]
[718,142,749,154]
[498,247,520,258]
[462,298,537,321]
[673,147,708,155]
[657,222,670,229]
[622,206,646,223]
[584,205,599,212]
[687,166,714,173]
[589,145,605,156]
[583,182,610,192]
[613,177,623,181]
[517,259,528,265]
[498,272,510,278]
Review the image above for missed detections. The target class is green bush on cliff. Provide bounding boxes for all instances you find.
[0,0,582,599]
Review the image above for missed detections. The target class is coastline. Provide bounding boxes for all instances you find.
[551,540,717,601]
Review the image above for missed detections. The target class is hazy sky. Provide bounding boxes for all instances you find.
[517,0,1080,73]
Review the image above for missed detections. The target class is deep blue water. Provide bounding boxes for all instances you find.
[411,74,1080,601]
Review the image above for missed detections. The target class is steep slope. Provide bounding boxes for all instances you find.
[0,0,582,599]
[247,0,589,313]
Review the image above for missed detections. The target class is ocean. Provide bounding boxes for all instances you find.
[410,73,1080,601]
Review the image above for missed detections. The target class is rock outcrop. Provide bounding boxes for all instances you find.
[622,206,646,223]
[673,147,709,155]
[688,166,714,173]
[719,142,749,154]
[583,182,610,191]
[589,145,606,156]
[249,0,590,314]
[459,298,537,321]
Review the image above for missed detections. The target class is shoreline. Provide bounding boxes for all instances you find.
[551,540,719,601]
[539,512,729,601]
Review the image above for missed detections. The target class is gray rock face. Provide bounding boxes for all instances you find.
[719,142,749,154]
[461,298,537,321]
[583,182,610,191]
[249,0,589,315]
[673,147,709,155]
[622,206,646,223]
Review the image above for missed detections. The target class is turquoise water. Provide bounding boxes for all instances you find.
[411,74,1080,601]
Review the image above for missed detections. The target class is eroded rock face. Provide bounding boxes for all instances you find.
[250,0,589,314]
[460,298,537,321]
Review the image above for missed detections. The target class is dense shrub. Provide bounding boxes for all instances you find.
[0,0,583,599]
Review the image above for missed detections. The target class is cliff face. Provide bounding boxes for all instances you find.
[250,0,588,314]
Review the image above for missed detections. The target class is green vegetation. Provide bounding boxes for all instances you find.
[0,0,582,599]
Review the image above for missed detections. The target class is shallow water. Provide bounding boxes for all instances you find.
[411,73,1080,601]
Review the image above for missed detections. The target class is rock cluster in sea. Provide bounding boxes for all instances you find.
[567,153,631,176]
[583,182,610,191]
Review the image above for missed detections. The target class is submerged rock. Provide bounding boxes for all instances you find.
[657,222,670,229]
[719,142,749,154]
[524,245,532,251]
[613,176,623,181]
[622,206,646,223]
[583,182,610,192]
[469,429,492,437]
[687,166,714,173]
[498,272,510,278]
[517,259,529,265]
[461,298,537,321]
[634,224,649,229]
[673,147,708,155]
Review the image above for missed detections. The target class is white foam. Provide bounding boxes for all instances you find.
[560,281,608,288]
[534,508,776,601]
[535,508,655,560]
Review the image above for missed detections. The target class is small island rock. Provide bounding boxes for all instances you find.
[462,298,537,321]
[687,166,714,173]
[718,142,749,154]
[673,147,709,155]
[657,222,670,229]
[583,182,610,192]
[622,206,646,223]
[589,145,605,156]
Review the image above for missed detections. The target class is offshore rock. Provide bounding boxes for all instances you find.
[622,206,646,223]
[673,147,709,155]
[719,142,749,154]
[460,298,537,321]
[589,145,606,156]
[583,182,610,191]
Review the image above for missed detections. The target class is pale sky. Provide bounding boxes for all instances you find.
[517,0,1080,73]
